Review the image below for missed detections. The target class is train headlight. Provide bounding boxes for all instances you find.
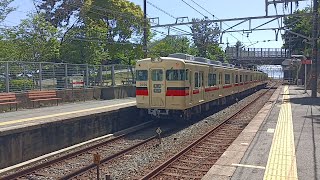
[154,84,161,88]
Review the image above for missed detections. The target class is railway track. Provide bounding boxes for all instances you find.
[2,84,275,180]
[140,84,277,179]
[1,122,171,180]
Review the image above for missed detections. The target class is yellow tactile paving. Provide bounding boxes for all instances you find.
[264,85,298,180]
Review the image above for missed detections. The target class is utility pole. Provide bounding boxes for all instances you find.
[311,0,318,97]
[143,0,148,58]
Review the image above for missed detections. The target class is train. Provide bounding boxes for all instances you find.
[135,53,268,120]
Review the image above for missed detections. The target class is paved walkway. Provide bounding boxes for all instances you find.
[203,85,320,180]
[0,98,136,131]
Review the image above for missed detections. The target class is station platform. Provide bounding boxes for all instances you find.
[203,85,320,180]
[0,98,137,169]
[0,98,136,131]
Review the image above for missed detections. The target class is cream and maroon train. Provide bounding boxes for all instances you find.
[135,53,268,120]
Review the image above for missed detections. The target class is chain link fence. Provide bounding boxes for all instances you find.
[0,61,136,93]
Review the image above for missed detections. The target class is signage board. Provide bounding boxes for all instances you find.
[302,60,312,65]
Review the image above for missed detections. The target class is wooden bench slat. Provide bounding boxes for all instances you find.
[27,91,61,108]
[0,93,19,110]
[29,95,57,98]
[30,98,61,102]
[0,101,19,105]
[0,95,16,98]
[0,98,16,101]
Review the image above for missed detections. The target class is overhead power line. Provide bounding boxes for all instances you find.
[180,0,207,18]
[147,1,191,35]
[189,0,215,18]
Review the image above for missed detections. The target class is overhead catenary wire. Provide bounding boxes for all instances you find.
[146,1,191,35]
[180,0,207,18]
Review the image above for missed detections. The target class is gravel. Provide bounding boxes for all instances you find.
[83,88,273,180]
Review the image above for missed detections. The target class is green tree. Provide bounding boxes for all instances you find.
[38,0,146,64]
[190,18,220,58]
[0,0,15,23]
[0,13,60,62]
[283,7,312,55]
[149,36,192,57]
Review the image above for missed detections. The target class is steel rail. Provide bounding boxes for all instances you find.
[59,135,158,179]
[140,83,276,179]
[1,122,155,180]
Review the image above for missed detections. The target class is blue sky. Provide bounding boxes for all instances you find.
[3,0,312,50]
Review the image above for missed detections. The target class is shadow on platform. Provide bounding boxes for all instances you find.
[289,97,320,106]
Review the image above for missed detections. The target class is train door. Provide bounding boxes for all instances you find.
[199,71,205,101]
[149,68,165,108]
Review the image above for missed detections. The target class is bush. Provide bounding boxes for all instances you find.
[0,82,5,92]
[10,79,34,91]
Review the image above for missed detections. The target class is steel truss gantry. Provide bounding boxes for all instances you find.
[149,13,312,44]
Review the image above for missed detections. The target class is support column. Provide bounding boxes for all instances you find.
[311,0,318,97]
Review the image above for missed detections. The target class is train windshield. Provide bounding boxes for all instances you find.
[136,70,148,81]
[166,69,186,81]
[151,69,163,81]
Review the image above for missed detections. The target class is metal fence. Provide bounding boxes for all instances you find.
[226,48,289,59]
[0,61,136,93]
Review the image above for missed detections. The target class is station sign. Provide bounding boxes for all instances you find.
[302,60,312,65]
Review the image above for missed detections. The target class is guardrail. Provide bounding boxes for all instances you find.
[226,48,289,59]
[0,61,135,93]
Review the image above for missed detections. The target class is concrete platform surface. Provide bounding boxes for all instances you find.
[0,98,136,132]
[203,85,320,180]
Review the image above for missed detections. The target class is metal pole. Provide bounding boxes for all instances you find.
[111,65,115,86]
[305,63,307,93]
[86,64,89,88]
[99,65,103,86]
[5,62,9,93]
[65,64,68,89]
[39,63,42,90]
[311,0,318,97]
[143,0,148,58]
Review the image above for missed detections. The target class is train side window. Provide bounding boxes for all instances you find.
[225,74,231,84]
[218,73,222,84]
[151,69,163,81]
[240,75,243,83]
[186,69,189,81]
[195,72,199,88]
[208,73,217,86]
[166,69,186,81]
[251,75,253,81]
[235,75,239,83]
[136,70,148,81]
[231,73,234,84]
[245,75,248,82]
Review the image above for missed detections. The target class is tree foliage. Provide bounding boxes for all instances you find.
[149,36,192,57]
[283,7,312,56]
[37,0,145,64]
[0,13,60,61]
[190,18,224,61]
[0,0,15,23]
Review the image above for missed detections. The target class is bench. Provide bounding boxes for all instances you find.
[0,93,20,111]
[28,90,62,108]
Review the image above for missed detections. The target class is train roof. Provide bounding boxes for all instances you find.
[137,53,264,73]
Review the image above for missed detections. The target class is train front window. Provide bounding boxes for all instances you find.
[151,69,163,81]
[166,69,186,81]
[136,70,148,81]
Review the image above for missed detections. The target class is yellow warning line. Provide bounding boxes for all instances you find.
[0,101,136,127]
[264,86,298,180]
